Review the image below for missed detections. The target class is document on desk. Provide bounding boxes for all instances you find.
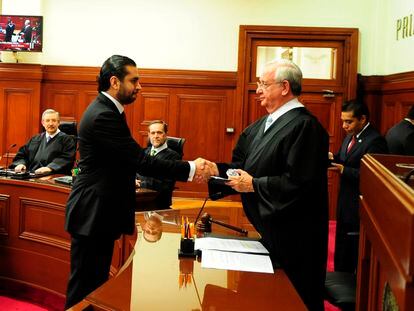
[201,249,274,273]
[195,237,273,273]
[195,237,269,254]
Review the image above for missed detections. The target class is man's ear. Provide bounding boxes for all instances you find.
[281,80,290,96]
[360,115,367,124]
[109,76,120,90]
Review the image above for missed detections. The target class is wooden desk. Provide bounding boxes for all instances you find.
[69,209,307,311]
[358,154,414,311]
[0,176,156,298]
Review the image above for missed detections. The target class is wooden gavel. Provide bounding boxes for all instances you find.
[196,212,248,236]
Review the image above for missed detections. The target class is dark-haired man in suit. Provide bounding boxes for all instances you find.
[5,18,15,42]
[136,120,181,209]
[10,109,76,175]
[385,105,414,155]
[64,55,211,308]
[330,100,388,273]
[208,59,329,311]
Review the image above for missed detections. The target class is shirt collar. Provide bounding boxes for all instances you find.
[47,129,60,139]
[101,91,124,114]
[151,141,168,153]
[268,97,304,123]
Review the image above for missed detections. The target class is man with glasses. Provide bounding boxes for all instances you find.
[208,59,329,311]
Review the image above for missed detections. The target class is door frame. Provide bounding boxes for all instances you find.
[236,25,359,129]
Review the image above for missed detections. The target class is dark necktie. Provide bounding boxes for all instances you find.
[46,136,51,143]
[347,135,356,154]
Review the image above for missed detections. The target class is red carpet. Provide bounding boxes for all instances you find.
[324,220,340,311]
[0,295,48,310]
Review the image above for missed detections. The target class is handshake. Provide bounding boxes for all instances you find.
[192,158,255,193]
[193,158,219,183]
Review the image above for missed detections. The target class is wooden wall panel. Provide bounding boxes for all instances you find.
[2,62,413,200]
[19,199,69,249]
[0,64,237,198]
[133,90,170,144]
[0,64,42,167]
[0,195,10,236]
[360,72,414,135]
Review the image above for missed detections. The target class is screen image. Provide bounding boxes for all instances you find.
[0,15,43,52]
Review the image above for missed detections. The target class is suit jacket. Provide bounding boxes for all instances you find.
[65,93,190,239]
[137,147,181,209]
[334,124,388,225]
[10,131,76,175]
[385,119,414,156]
[209,107,329,310]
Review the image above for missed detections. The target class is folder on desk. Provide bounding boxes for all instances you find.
[53,175,73,185]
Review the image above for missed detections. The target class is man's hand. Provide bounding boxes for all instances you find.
[34,167,53,175]
[330,162,344,174]
[193,158,218,183]
[14,164,26,172]
[226,169,254,192]
[135,179,141,188]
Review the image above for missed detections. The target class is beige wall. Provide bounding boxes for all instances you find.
[1,0,413,75]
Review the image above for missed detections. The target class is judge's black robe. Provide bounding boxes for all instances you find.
[210,107,329,311]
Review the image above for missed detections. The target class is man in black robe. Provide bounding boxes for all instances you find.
[10,109,76,175]
[208,59,329,311]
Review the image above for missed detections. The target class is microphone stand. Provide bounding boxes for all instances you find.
[4,143,16,178]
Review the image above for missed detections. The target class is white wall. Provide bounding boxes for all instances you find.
[1,0,413,75]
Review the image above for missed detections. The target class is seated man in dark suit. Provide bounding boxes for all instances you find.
[136,120,181,209]
[10,109,76,175]
[385,105,414,155]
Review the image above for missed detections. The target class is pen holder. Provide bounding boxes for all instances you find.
[178,238,198,258]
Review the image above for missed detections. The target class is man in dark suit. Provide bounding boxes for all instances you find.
[64,55,209,309]
[330,100,388,273]
[136,120,181,209]
[385,105,414,155]
[208,59,329,311]
[10,109,76,175]
[5,18,15,42]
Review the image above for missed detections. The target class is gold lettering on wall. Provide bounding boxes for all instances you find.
[396,13,413,40]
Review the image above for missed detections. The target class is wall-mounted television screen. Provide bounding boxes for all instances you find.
[0,15,42,52]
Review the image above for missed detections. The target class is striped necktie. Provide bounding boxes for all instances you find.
[347,135,356,154]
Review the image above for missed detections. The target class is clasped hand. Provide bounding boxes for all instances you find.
[193,158,219,183]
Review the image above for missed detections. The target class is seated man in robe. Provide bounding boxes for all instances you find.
[10,109,76,175]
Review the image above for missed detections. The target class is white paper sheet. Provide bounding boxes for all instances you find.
[201,249,274,273]
[195,237,269,254]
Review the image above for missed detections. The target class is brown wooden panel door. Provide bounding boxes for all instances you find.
[0,85,41,165]
[173,89,232,197]
[131,88,171,146]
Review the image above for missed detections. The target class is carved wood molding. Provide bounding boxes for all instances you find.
[361,71,414,94]
[0,63,43,81]
[41,65,238,88]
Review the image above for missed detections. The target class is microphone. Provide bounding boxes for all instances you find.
[194,192,223,226]
[196,212,248,236]
[4,143,16,178]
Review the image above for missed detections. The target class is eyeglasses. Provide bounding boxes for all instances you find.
[256,80,284,90]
